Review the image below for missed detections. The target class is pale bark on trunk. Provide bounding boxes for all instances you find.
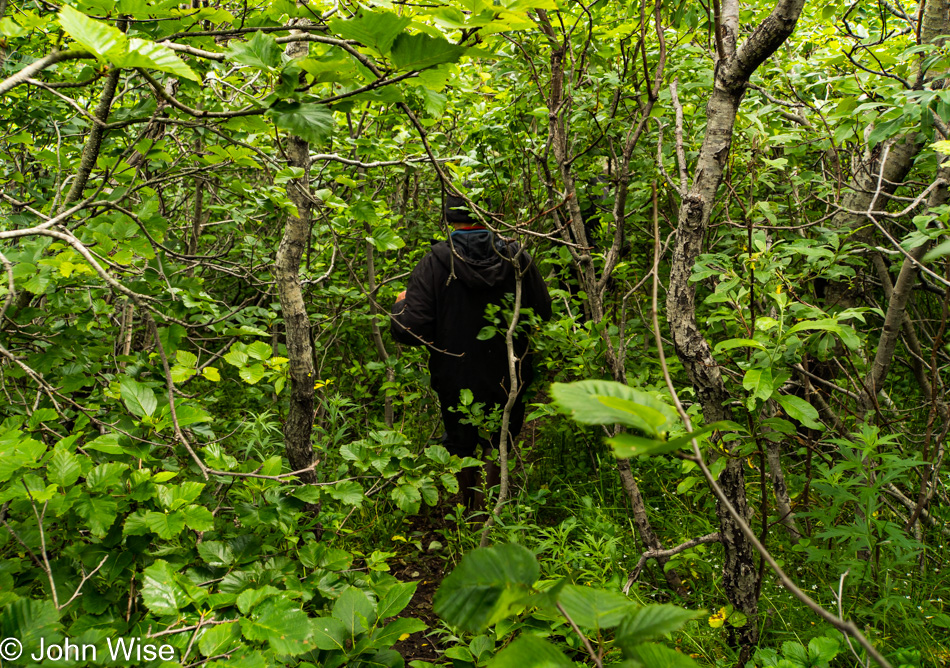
[665,0,805,653]
[274,35,319,484]
[276,134,317,484]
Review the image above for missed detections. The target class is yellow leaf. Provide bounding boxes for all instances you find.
[202,366,221,382]
[398,633,411,641]
[709,607,728,628]
[392,535,407,542]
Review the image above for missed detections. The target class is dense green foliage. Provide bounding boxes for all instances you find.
[1,0,949,666]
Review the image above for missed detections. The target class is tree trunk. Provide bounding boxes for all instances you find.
[665,0,806,655]
[276,135,318,484]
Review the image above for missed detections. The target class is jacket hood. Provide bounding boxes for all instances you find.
[432,230,515,289]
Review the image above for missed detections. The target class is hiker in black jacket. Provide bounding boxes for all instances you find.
[390,192,552,509]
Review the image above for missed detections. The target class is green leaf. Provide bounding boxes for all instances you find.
[48,448,81,487]
[240,604,312,656]
[557,585,637,630]
[390,32,467,71]
[608,423,729,459]
[620,642,700,668]
[86,462,128,492]
[84,433,124,455]
[370,617,426,648]
[333,586,377,635]
[377,581,417,620]
[246,341,273,360]
[198,541,234,567]
[239,364,266,384]
[550,380,675,436]
[743,367,776,403]
[58,5,125,60]
[0,599,62,655]
[181,504,215,531]
[267,102,334,144]
[59,6,197,80]
[369,226,405,251]
[198,621,241,657]
[390,483,421,513]
[808,636,840,663]
[362,649,404,668]
[226,30,281,70]
[28,408,58,428]
[120,38,199,81]
[142,560,191,616]
[782,641,810,664]
[176,350,198,368]
[714,338,767,353]
[487,634,572,667]
[74,496,118,537]
[617,604,702,644]
[237,586,281,614]
[326,479,364,506]
[775,394,823,430]
[145,510,186,539]
[311,617,347,651]
[328,11,411,54]
[433,543,539,632]
[923,238,950,262]
[120,377,158,418]
[784,318,842,338]
[224,350,249,367]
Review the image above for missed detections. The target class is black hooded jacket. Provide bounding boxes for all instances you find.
[390,230,552,406]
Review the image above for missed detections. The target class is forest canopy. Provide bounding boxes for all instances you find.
[0,0,948,666]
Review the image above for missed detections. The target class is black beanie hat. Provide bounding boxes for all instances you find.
[444,193,478,224]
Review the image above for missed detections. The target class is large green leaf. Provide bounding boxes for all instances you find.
[433,543,539,632]
[59,6,198,80]
[328,11,411,54]
[557,585,637,630]
[145,510,186,539]
[58,5,125,60]
[246,341,273,360]
[620,642,700,668]
[180,504,215,531]
[226,30,282,70]
[198,621,242,657]
[86,462,128,492]
[370,617,426,648]
[390,32,467,71]
[607,423,729,459]
[240,603,313,656]
[311,617,347,651]
[267,102,334,144]
[923,238,950,262]
[142,560,191,616]
[332,586,377,635]
[390,482,421,513]
[0,599,62,654]
[550,380,675,436]
[48,448,81,487]
[775,394,823,430]
[616,604,702,644]
[121,38,199,81]
[377,581,417,620]
[74,496,118,537]
[487,634,572,667]
[120,377,157,418]
[742,367,776,404]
